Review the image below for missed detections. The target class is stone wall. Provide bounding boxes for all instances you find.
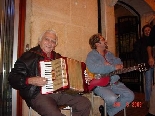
[25,0,98,62]
[145,0,155,11]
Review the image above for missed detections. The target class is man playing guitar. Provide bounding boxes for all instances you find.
[85,33,134,116]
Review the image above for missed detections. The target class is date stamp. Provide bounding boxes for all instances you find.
[113,101,142,108]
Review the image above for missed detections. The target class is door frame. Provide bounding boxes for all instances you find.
[12,0,26,116]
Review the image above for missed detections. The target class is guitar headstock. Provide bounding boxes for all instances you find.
[137,63,148,72]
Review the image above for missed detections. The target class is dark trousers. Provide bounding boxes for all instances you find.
[30,93,91,116]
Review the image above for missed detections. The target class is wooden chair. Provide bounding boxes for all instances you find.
[28,105,72,116]
[91,92,126,116]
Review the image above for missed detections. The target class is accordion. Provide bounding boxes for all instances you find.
[39,57,89,94]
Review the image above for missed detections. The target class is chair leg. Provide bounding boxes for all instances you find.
[91,92,94,116]
[102,102,126,116]
[124,107,126,116]
[28,107,32,116]
[70,107,72,116]
[92,92,107,116]
[91,92,127,116]
[104,102,107,116]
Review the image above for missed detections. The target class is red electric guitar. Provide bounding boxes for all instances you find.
[87,63,148,91]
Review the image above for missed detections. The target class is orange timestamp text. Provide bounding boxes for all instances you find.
[113,101,142,108]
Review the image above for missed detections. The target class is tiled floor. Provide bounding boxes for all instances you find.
[115,92,148,116]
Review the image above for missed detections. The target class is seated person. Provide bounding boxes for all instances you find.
[85,33,134,116]
[8,30,91,116]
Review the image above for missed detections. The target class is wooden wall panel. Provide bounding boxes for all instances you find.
[17,0,26,116]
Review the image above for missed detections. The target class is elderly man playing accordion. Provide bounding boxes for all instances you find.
[8,30,91,116]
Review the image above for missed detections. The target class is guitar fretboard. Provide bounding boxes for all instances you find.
[97,63,147,78]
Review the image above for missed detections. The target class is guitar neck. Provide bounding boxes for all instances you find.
[100,66,138,77]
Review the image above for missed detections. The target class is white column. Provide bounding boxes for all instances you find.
[12,0,19,116]
[100,0,118,55]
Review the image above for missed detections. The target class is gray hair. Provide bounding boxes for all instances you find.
[38,30,58,45]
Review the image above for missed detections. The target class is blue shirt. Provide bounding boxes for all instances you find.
[86,49,123,83]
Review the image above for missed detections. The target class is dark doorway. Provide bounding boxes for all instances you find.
[117,16,144,92]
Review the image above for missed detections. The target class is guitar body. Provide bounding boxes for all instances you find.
[86,63,147,91]
[88,76,110,91]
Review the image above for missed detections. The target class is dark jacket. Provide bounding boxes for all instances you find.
[133,36,149,64]
[148,25,155,47]
[8,45,61,106]
[148,25,155,58]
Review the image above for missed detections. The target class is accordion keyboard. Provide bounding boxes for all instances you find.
[40,58,69,94]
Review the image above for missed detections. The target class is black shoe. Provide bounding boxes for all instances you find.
[99,105,109,116]
[145,113,155,116]
[99,105,104,116]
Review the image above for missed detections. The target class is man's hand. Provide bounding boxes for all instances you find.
[27,76,47,86]
[147,46,154,67]
[115,64,123,70]
[148,57,154,67]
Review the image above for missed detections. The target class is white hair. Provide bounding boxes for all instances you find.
[38,30,58,45]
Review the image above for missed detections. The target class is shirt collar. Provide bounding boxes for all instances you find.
[41,50,54,60]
